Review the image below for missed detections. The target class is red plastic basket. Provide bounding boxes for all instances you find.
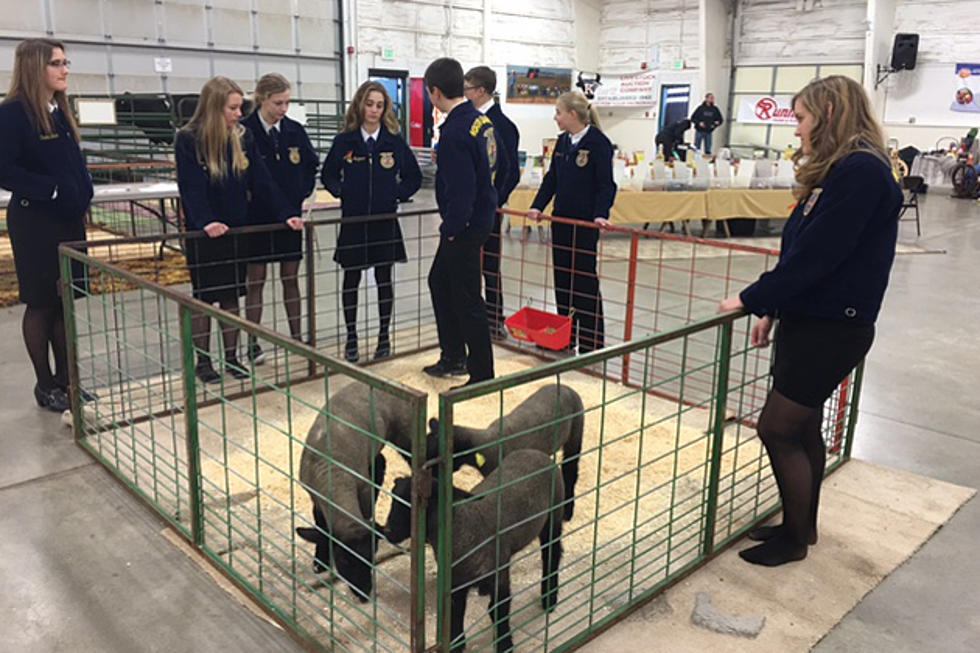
[504,307,572,350]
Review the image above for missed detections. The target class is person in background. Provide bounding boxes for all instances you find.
[691,93,724,154]
[321,81,422,362]
[421,57,497,385]
[526,91,617,354]
[463,65,520,339]
[0,38,93,412]
[176,76,302,384]
[718,76,902,567]
[654,118,692,162]
[240,73,318,362]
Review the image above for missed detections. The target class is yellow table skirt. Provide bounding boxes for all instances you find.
[505,188,795,228]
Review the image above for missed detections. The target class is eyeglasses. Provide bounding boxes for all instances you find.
[463,85,479,92]
[47,59,71,69]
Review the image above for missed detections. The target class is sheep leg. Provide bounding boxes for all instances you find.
[487,570,515,653]
[560,455,580,521]
[539,511,564,612]
[312,504,330,573]
[450,586,469,652]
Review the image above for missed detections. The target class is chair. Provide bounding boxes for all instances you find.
[899,175,924,237]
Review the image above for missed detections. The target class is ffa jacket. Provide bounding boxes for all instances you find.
[486,103,520,207]
[320,126,422,218]
[240,112,318,221]
[531,126,617,220]
[0,98,93,218]
[435,101,498,238]
[691,103,724,133]
[740,151,903,324]
[176,128,291,231]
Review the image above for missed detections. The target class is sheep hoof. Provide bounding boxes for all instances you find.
[541,591,559,612]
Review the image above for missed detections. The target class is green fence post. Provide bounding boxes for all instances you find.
[702,320,733,556]
[59,247,83,441]
[842,360,866,460]
[179,304,204,547]
[410,394,428,653]
[436,396,455,651]
[305,221,317,376]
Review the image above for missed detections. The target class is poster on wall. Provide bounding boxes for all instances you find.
[951,63,980,113]
[506,66,573,104]
[593,72,658,107]
[736,95,797,125]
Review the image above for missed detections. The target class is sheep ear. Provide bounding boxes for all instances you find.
[296,527,326,544]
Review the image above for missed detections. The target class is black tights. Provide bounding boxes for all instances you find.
[245,261,302,340]
[342,265,393,338]
[740,389,824,566]
[23,305,68,391]
[191,298,240,363]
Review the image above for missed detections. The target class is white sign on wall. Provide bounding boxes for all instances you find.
[593,72,658,107]
[154,57,172,73]
[737,95,797,125]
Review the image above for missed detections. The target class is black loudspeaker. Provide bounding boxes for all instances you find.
[891,33,919,71]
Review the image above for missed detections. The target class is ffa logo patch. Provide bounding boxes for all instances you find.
[485,128,497,169]
[288,146,301,164]
[576,149,590,167]
[470,114,492,137]
[344,150,355,164]
[802,188,823,216]
[380,151,395,169]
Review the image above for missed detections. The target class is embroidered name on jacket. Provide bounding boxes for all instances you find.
[469,115,492,136]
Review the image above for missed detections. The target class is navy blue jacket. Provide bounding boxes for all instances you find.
[435,101,498,238]
[0,98,93,218]
[486,103,520,207]
[176,128,291,231]
[320,126,422,218]
[240,112,318,221]
[740,151,903,324]
[532,126,617,220]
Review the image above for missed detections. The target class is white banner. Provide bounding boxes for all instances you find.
[593,72,658,107]
[737,95,797,124]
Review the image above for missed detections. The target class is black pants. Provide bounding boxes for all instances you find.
[481,212,504,328]
[428,222,495,381]
[551,219,604,353]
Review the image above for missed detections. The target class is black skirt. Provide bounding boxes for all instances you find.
[333,213,407,270]
[184,234,248,303]
[247,224,303,263]
[771,314,875,408]
[6,199,87,308]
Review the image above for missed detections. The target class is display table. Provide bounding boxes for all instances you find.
[504,187,795,228]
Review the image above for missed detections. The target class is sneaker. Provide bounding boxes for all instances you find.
[195,360,222,385]
[247,340,266,365]
[422,359,468,378]
[34,384,70,412]
[225,357,250,380]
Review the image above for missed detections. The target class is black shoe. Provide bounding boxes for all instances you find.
[34,384,69,412]
[489,323,509,341]
[345,334,359,363]
[247,339,266,365]
[195,360,221,385]
[56,382,98,403]
[225,357,250,380]
[422,359,468,378]
[374,336,391,361]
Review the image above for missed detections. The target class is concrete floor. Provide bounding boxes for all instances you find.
[0,192,977,652]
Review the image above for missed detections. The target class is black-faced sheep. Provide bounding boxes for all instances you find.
[296,381,415,602]
[428,383,584,520]
[385,449,565,652]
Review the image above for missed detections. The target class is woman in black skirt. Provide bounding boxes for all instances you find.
[321,81,422,362]
[176,76,302,384]
[240,74,318,363]
[718,76,903,567]
[526,91,617,353]
[0,38,93,412]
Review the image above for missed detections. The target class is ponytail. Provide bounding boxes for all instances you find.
[557,91,601,129]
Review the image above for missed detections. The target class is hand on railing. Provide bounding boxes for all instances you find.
[525,208,542,222]
[750,316,774,347]
[203,221,229,238]
[286,216,304,231]
[593,217,611,229]
[716,295,743,313]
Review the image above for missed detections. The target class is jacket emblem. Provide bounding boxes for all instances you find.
[288,146,301,164]
[576,149,590,167]
[470,114,492,137]
[380,151,395,169]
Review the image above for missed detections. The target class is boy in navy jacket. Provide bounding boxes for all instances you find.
[422,58,498,384]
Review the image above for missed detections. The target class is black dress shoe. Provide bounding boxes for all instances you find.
[422,359,468,378]
[34,385,69,412]
[195,360,222,385]
[55,382,98,403]
[345,334,359,363]
[373,337,391,361]
[225,357,250,380]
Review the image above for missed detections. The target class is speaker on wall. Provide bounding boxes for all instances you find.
[891,33,919,71]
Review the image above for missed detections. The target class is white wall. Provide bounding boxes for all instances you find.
[701,0,732,131]
[735,0,866,65]
[878,0,980,150]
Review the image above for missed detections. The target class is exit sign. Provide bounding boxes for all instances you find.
[381,47,395,61]
[671,60,684,70]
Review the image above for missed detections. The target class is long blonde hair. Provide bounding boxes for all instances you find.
[792,75,889,201]
[342,81,400,133]
[253,73,290,109]
[182,77,248,180]
[557,91,601,130]
[2,38,79,141]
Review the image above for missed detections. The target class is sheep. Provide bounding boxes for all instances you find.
[385,449,565,652]
[296,380,415,602]
[427,383,584,520]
